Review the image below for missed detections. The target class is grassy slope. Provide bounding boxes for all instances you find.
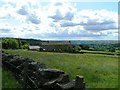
[2,68,21,88]
[81,50,119,55]
[5,50,118,88]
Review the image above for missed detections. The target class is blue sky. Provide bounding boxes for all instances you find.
[0,0,118,40]
[76,2,118,11]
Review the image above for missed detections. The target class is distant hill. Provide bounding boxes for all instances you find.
[71,40,120,51]
[71,40,119,45]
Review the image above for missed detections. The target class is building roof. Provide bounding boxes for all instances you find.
[29,46,40,49]
[41,41,71,45]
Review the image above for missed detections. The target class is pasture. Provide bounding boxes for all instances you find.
[2,68,21,88]
[5,50,118,88]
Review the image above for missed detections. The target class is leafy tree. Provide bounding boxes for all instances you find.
[21,44,29,49]
[67,46,73,53]
[20,40,29,49]
[2,38,29,49]
[79,45,89,50]
[73,46,81,53]
[109,47,115,52]
[18,39,22,49]
[2,38,19,49]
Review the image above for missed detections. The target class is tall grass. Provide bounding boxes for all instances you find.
[2,68,21,88]
[5,50,118,88]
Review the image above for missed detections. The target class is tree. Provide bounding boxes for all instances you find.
[73,46,81,53]
[18,39,22,49]
[21,44,29,49]
[2,38,19,49]
[2,38,29,49]
[79,45,89,50]
[67,46,73,53]
[109,47,115,52]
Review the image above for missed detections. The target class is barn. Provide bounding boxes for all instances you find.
[40,41,72,52]
[29,46,40,51]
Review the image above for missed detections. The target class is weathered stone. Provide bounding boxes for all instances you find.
[37,62,47,69]
[74,75,85,90]
[43,74,70,89]
[57,74,70,84]
[39,69,65,79]
[54,80,75,90]
[7,54,14,59]
[9,60,24,67]
[29,62,47,72]
[2,54,11,61]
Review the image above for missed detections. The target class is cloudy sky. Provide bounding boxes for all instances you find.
[0,0,118,40]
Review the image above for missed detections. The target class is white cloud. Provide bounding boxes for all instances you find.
[17,5,28,15]
[27,13,41,24]
[0,4,15,18]
[0,1,118,40]
[48,1,77,22]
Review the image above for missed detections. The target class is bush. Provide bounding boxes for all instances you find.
[2,38,19,49]
[73,46,81,53]
[2,38,29,49]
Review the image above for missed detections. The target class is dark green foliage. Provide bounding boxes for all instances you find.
[72,40,119,52]
[18,39,22,49]
[2,38,29,49]
[21,44,29,49]
[79,45,89,50]
[54,45,70,52]
[2,38,19,49]
[73,46,81,53]
[2,38,119,52]
[19,38,41,45]
[67,46,74,53]
[51,45,82,53]
[20,41,29,49]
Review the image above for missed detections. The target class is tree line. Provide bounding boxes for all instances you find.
[2,38,119,52]
[2,38,29,49]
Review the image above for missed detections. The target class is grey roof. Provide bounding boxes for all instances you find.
[41,41,71,45]
[29,46,40,49]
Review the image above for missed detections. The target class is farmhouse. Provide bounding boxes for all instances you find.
[40,41,72,52]
[41,41,71,45]
[29,46,40,51]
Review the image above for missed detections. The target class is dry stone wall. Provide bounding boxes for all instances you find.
[2,51,85,90]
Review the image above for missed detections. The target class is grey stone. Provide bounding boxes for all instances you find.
[43,74,69,88]
[39,69,65,79]
[55,80,75,90]
[57,74,70,84]
[74,75,85,90]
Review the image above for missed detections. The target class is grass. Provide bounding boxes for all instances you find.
[0,68,2,89]
[81,50,119,55]
[5,49,118,88]
[2,68,21,88]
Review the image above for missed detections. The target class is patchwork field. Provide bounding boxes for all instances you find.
[5,50,118,88]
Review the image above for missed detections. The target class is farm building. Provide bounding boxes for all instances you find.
[40,41,72,52]
[29,46,40,51]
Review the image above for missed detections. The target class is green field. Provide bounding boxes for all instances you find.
[2,68,21,88]
[81,50,120,55]
[5,50,118,88]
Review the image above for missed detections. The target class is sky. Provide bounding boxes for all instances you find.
[0,0,118,40]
